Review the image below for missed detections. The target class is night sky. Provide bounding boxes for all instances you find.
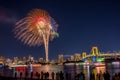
[0,0,120,60]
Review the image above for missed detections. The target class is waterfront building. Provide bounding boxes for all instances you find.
[0,56,5,65]
[58,54,64,64]
[74,53,81,61]
[5,58,12,65]
[28,55,34,63]
[22,57,27,64]
[70,55,74,61]
[13,57,19,64]
[38,57,44,63]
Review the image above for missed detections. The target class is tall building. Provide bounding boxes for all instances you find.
[58,54,64,64]
[6,58,12,64]
[13,57,19,64]
[0,56,5,65]
[70,55,74,61]
[28,55,34,62]
[74,53,81,61]
[38,57,44,63]
[22,57,27,64]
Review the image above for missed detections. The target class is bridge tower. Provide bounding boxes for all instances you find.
[82,52,87,62]
[91,46,99,56]
[91,46,99,62]
[82,52,87,58]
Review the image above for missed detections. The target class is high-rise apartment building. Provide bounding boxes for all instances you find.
[58,54,64,64]
[13,57,19,64]
[74,53,81,61]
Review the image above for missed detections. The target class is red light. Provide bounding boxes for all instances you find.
[34,17,46,24]
[16,67,26,71]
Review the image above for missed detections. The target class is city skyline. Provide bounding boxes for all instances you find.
[0,0,120,60]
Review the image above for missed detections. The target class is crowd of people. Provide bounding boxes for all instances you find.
[13,70,120,80]
[89,70,120,80]
[90,71,110,80]
[112,72,120,80]
[14,70,64,80]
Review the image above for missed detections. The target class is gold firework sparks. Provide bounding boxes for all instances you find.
[14,9,58,62]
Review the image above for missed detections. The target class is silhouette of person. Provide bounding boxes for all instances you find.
[90,72,95,80]
[80,72,85,80]
[56,72,59,80]
[20,72,22,78]
[30,71,33,79]
[105,71,110,80]
[51,72,55,80]
[65,72,68,80]
[41,71,44,80]
[60,71,64,80]
[46,72,49,79]
[25,71,28,78]
[15,72,17,78]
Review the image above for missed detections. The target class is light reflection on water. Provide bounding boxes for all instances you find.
[33,65,63,79]
[0,62,120,80]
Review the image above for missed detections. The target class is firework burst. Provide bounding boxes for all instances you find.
[14,9,58,62]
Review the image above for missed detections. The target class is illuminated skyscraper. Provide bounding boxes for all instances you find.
[38,57,44,63]
[0,56,5,65]
[70,55,74,61]
[74,53,81,61]
[28,55,34,62]
[13,57,19,64]
[58,54,64,64]
[22,57,27,64]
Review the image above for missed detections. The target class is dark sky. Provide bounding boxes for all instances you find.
[0,0,120,60]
